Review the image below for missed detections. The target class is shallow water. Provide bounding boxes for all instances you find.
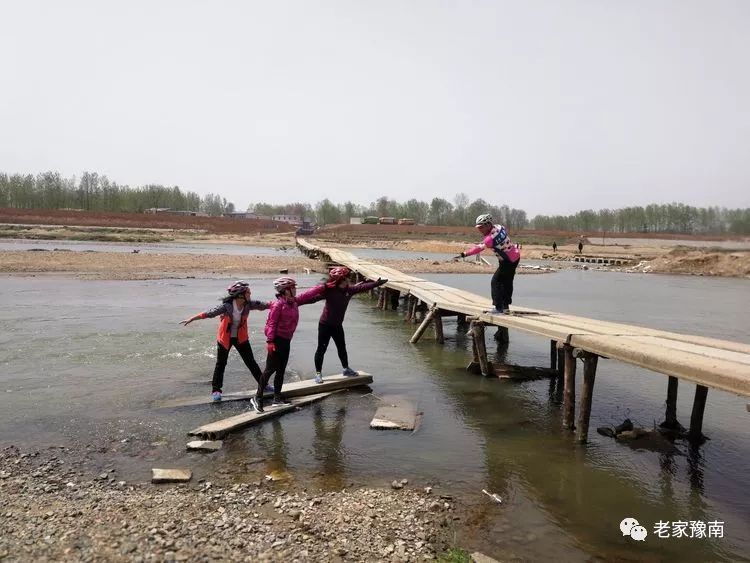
[1,267,748,561]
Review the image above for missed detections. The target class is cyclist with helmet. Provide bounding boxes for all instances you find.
[303,266,387,384]
[180,281,270,402]
[250,276,320,413]
[459,213,521,315]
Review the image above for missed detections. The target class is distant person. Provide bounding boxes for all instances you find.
[578,239,584,254]
[250,277,320,413]
[180,281,270,402]
[302,267,387,383]
[552,241,557,253]
[458,214,521,315]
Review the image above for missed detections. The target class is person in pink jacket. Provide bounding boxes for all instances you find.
[250,276,319,412]
[459,213,521,315]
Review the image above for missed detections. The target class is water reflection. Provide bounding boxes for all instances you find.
[312,404,347,488]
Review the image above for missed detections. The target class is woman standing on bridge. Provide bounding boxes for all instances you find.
[180,281,270,402]
[459,214,521,315]
[306,267,387,384]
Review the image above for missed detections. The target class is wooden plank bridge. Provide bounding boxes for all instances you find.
[297,238,750,443]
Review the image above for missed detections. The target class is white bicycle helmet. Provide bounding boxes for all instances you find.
[475,213,493,226]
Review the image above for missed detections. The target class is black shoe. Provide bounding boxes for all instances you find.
[250,397,264,413]
[272,395,291,405]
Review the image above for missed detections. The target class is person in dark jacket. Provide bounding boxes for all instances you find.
[180,281,270,402]
[305,267,387,383]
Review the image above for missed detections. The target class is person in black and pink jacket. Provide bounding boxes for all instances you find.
[180,281,270,402]
[459,213,521,315]
[302,267,387,384]
[250,276,320,413]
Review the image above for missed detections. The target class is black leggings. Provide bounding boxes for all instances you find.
[212,338,262,392]
[257,337,291,398]
[314,322,348,372]
[491,259,519,310]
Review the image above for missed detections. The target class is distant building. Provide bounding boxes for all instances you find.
[398,218,415,225]
[272,214,303,226]
[362,216,379,224]
[378,217,396,225]
[223,212,270,220]
[350,217,363,224]
[144,208,208,217]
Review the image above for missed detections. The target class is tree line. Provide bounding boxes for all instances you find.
[2,170,748,234]
[0,171,234,216]
[253,194,530,230]
[531,204,750,235]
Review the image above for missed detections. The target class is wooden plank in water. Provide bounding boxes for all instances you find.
[370,395,419,430]
[151,468,192,483]
[158,373,372,408]
[188,391,338,439]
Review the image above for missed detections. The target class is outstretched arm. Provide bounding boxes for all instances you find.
[349,278,386,295]
[296,284,326,306]
[180,303,224,325]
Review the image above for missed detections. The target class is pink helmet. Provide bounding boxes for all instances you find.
[273,277,296,292]
[227,280,250,297]
[328,266,350,281]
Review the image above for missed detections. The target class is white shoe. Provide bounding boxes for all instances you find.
[314,372,323,384]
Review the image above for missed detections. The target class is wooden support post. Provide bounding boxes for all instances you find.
[410,307,437,344]
[660,376,681,430]
[433,309,444,344]
[688,385,709,443]
[404,295,414,321]
[557,347,565,377]
[471,321,493,377]
[562,346,576,431]
[467,331,480,374]
[576,354,598,443]
[457,313,467,327]
[550,340,558,371]
[377,288,386,309]
[389,290,400,311]
[494,326,509,343]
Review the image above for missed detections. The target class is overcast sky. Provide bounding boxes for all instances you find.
[1,1,748,216]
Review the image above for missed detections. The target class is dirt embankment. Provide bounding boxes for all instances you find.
[0,208,295,235]
[640,247,750,277]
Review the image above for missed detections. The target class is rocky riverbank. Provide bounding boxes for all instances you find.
[0,445,460,562]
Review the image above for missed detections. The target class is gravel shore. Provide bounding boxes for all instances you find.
[0,446,459,562]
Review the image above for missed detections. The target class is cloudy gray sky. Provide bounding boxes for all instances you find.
[1,1,748,215]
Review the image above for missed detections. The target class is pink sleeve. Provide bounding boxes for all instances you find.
[295,284,326,306]
[464,240,487,257]
[264,301,282,342]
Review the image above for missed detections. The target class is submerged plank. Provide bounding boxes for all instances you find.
[188,391,338,439]
[186,440,223,452]
[151,468,192,483]
[158,372,372,408]
[370,395,419,430]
